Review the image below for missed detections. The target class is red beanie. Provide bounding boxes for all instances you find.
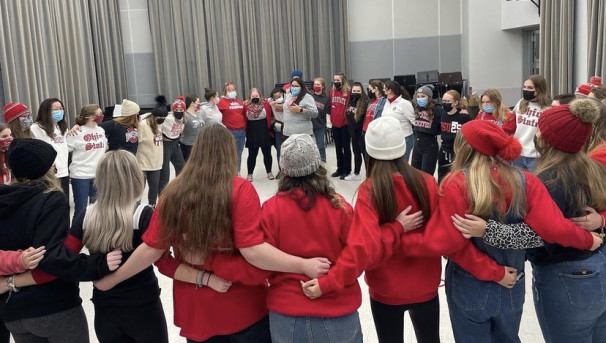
[172,96,186,112]
[538,99,599,153]
[461,120,522,161]
[575,83,594,96]
[590,75,602,86]
[2,102,30,123]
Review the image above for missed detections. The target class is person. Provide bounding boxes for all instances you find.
[158,96,186,194]
[363,79,387,132]
[438,90,470,183]
[136,96,167,207]
[574,75,602,97]
[30,98,70,197]
[0,124,11,184]
[411,85,443,176]
[244,88,274,181]
[464,92,481,119]
[475,89,516,135]
[381,80,415,161]
[512,75,552,171]
[100,99,140,154]
[180,94,204,161]
[2,102,32,139]
[93,124,331,342]
[67,104,107,217]
[262,134,363,342]
[268,88,286,176]
[282,69,304,93]
[311,77,330,163]
[589,86,606,101]
[552,93,575,106]
[329,73,352,179]
[200,88,222,125]
[218,81,246,174]
[0,138,122,343]
[282,78,318,137]
[344,82,368,181]
[588,98,606,165]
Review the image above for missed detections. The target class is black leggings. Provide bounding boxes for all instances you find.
[247,146,272,175]
[143,170,161,206]
[411,134,439,175]
[186,316,271,343]
[0,321,9,343]
[332,126,351,175]
[350,127,366,175]
[370,296,440,343]
[94,298,168,343]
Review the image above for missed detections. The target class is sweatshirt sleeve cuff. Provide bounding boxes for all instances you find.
[492,265,506,283]
[317,275,334,295]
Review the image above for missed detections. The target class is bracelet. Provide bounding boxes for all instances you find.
[6,275,19,293]
[204,272,212,286]
[197,271,206,288]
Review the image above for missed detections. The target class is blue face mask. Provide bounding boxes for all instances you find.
[483,105,494,113]
[227,91,237,100]
[417,98,428,108]
[51,110,64,122]
[291,87,301,96]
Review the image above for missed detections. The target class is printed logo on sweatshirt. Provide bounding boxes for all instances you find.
[441,121,463,134]
[315,101,326,111]
[331,96,346,106]
[171,123,185,136]
[229,103,243,110]
[83,132,106,151]
[517,107,541,127]
[153,133,162,146]
[52,132,65,144]
[414,111,433,129]
[125,127,138,143]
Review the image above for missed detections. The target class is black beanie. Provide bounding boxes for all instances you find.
[152,95,168,117]
[6,138,57,180]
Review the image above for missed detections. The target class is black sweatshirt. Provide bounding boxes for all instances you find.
[0,183,111,321]
[439,110,470,151]
[100,120,139,155]
[413,105,444,137]
[311,93,330,130]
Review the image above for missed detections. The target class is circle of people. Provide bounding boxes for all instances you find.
[0,71,605,343]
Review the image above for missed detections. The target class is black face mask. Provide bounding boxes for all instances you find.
[174,112,184,120]
[251,98,260,104]
[334,82,342,90]
[523,90,536,101]
[442,103,453,112]
[350,93,361,102]
[368,90,376,100]
[156,118,165,124]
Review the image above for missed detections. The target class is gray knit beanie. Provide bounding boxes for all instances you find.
[416,84,434,98]
[279,134,320,177]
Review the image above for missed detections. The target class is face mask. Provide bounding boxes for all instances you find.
[350,93,361,102]
[156,118,165,125]
[291,87,301,96]
[522,90,536,101]
[51,110,64,122]
[227,91,237,99]
[313,85,323,94]
[20,115,33,130]
[196,103,202,111]
[275,97,284,104]
[251,97,260,104]
[174,111,184,120]
[0,136,13,152]
[417,98,428,108]
[442,103,453,112]
[93,113,104,125]
[368,89,376,100]
[334,82,342,90]
[483,105,494,113]
[534,135,546,155]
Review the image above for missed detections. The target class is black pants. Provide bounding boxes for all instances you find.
[186,316,271,343]
[159,139,185,194]
[143,170,161,206]
[370,296,440,343]
[411,134,439,176]
[5,305,89,343]
[350,127,366,175]
[247,146,272,175]
[94,298,168,343]
[437,147,455,184]
[332,126,351,176]
[0,321,9,343]
[181,143,193,162]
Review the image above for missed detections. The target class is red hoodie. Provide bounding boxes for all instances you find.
[476,110,516,135]
[329,89,350,128]
[218,97,246,130]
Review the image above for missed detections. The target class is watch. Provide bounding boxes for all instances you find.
[299,107,304,113]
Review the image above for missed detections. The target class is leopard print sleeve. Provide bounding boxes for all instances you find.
[483,219,545,249]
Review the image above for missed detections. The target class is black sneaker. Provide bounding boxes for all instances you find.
[331,170,341,177]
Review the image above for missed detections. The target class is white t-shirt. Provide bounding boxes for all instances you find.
[30,123,69,178]
[381,96,416,137]
[66,125,108,179]
[513,99,550,158]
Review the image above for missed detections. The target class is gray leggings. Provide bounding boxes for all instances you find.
[5,306,89,343]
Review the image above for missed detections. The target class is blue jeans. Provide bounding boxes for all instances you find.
[532,247,606,343]
[512,156,536,172]
[269,311,362,343]
[230,129,246,173]
[274,132,284,165]
[313,128,326,162]
[71,178,96,217]
[404,134,414,163]
[446,261,525,343]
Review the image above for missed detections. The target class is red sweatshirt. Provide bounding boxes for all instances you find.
[400,170,595,280]
[218,97,246,131]
[318,173,441,305]
[0,250,27,275]
[329,89,350,128]
[143,177,268,342]
[475,110,516,135]
[260,190,361,317]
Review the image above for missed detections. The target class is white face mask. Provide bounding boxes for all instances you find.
[227,91,237,99]
[274,97,284,104]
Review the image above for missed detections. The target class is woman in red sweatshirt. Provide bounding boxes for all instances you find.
[475,89,516,135]
[329,73,351,179]
[218,81,247,174]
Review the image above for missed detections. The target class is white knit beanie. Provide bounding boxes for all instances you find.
[365,117,406,160]
[279,134,320,177]
[119,99,140,117]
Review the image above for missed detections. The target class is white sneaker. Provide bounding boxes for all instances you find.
[344,173,361,181]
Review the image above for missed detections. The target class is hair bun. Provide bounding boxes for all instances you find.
[497,136,522,162]
[155,95,167,106]
[569,99,599,124]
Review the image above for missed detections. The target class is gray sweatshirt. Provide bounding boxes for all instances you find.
[180,110,205,146]
[282,93,318,136]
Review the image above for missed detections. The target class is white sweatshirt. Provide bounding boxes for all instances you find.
[381,96,416,137]
[513,99,550,158]
[30,123,69,178]
[66,125,108,179]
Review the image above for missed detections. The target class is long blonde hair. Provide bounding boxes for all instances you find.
[83,150,145,253]
[481,89,511,123]
[450,132,526,220]
[158,124,237,260]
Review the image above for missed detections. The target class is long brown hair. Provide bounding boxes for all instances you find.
[9,117,32,138]
[366,156,431,225]
[481,89,510,123]
[352,82,369,122]
[519,75,552,113]
[158,124,237,260]
[115,114,139,127]
[278,165,343,211]
[37,98,68,137]
[450,132,526,220]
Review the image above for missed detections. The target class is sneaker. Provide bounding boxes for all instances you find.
[331,170,342,177]
[267,173,275,180]
[340,174,347,180]
[247,174,253,182]
[344,173,362,181]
